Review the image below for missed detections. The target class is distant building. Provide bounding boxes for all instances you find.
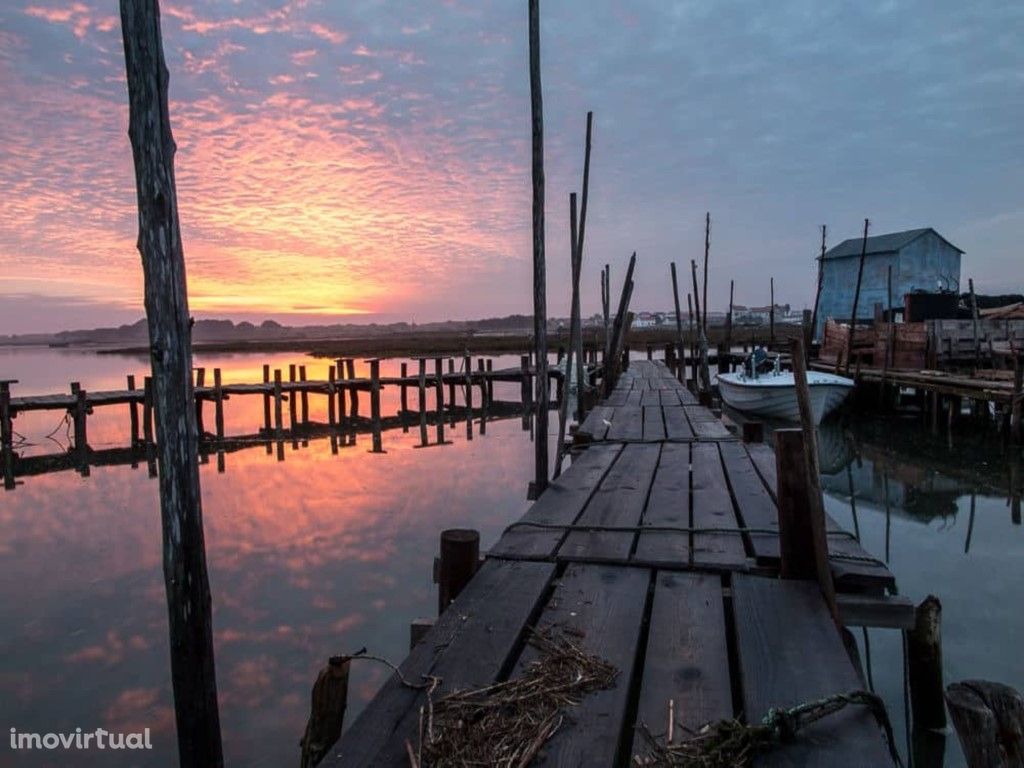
[814,228,963,338]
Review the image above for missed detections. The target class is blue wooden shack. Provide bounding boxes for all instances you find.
[814,227,963,338]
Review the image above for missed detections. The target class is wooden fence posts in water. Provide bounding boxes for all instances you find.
[119,0,223,762]
[907,595,946,732]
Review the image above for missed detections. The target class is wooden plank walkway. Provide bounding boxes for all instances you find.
[328,359,899,767]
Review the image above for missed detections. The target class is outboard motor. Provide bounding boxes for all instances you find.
[745,347,769,378]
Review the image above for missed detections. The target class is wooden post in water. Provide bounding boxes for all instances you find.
[334,359,346,421]
[527,0,549,495]
[288,364,297,433]
[212,368,224,441]
[437,529,480,614]
[417,359,427,436]
[573,112,593,420]
[327,365,337,428]
[299,365,309,426]
[742,421,763,444]
[143,376,154,444]
[70,382,88,457]
[273,369,284,436]
[845,218,870,375]
[119,0,223,760]
[601,263,611,363]
[605,252,637,393]
[127,374,140,445]
[690,260,710,392]
[769,277,775,348]
[369,359,382,453]
[687,293,696,387]
[908,595,947,731]
[555,193,580,478]
[193,368,205,436]
[485,359,494,405]
[345,359,357,418]
[1,380,15,491]
[447,358,456,414]
[809,225,826,343]
[262,364,271,434]
[520,355,532,408]
[726,279,734,369]
[464,354,473,440]
[434,358,446,444]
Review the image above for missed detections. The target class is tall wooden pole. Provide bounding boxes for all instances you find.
[670,263,685,371]
[769,277,776,348]
[574,112,593,419]
[846,218,870,375]
[968,277,980,368]
[555,193,581,479]
[691,259,710,391]
[726,279,734,354]
[602,263,611,361]
[528,0,549,495]
[809,225,826,342]
[702,212,710,333]
[119,1,222,765]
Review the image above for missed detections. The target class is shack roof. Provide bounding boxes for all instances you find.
[822,227,964,260]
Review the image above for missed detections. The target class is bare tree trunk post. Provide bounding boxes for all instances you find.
[119,1,223,764]
[726,279,734,369]
[809,225,826,343]
[690,260,710,392]
[769,276,775,349]
[687,293,696,387]
[702,212,710,333]
[528,0,549,496]
[602,263,611,363]
[845,218,870,375]
[670,263,685,380]
[605,252,637,394]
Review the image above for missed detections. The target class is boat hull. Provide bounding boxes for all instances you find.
[715,372,853,424]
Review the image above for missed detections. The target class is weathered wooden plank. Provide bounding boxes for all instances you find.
[490,444,623,558]
[643,405,667,442]
[561,443,661,561]
[516,563,650,768]
[662,406,696,441]
[577,405,614,443]
[732,575,895,766]
[634,442,691,564]
[676,387,699,405]
[719,441,780,563]
[640,389,662,406]
[625,389,644,406]
[329,559,556,767]
[630,571,732,761]
[691,442,747,567]
[607,405,644,442]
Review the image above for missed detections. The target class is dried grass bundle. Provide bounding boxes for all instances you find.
[407,627,617,767]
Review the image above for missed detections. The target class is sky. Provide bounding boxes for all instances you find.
[1,0,1022,334]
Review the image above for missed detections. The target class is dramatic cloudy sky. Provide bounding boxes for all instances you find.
[1,0,1022,333]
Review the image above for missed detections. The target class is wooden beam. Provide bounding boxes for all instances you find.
[809,224,826,342]
[835,593,915,630]
[845,218,870,375]
[119,0,223,762]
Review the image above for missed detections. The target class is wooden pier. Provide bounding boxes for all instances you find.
[330,360,904,767]
[0,357,565,489]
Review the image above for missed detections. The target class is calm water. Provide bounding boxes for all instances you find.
[1,347,1021,766]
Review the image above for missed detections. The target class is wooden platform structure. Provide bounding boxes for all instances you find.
[330,360,901,767]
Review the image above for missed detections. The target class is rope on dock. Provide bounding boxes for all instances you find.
[635,689,904,767]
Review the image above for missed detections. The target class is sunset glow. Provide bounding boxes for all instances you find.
[2,1,1023,333]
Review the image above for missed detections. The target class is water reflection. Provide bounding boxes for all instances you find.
[815,413,1024,768]
[0,348,558,767]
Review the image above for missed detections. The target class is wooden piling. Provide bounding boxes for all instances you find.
[335,359,346,421]
[969,278,980,368]
[299,365,309,426]
[299,656,351,768]
[486,359,494,404]
[845,218,870,375]
[127,374,140,445]
[670,263,685,379]
[742,421,763,444]
[119,0,223,759]
[417,358,427,435]
[369,359,382,453]
[690,260,710,392]
[273,369,284,436]
[945,680,1024,767]
[143,376,154,444]
[288,364,298,432]
[194,367,205,436]
[464,354,473,440]
[520,355,532,407]
[262,364,271,433]
[409,619,435,650]
[434,358,444,413]
[345,359,357,418]
[437,528,480,614]
[213,368,224,441]
[70,382,88,454]
[702,212,710,333]
[809,225,826,343]
[447,358,456,411]
[605,252,637,393]
[908,595,947,731]
[327,366,337,428]
[528,0,549,495]
[1,380,15,491]
[769,276,775,348]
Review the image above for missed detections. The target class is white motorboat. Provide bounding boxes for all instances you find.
[716,360,853,425]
